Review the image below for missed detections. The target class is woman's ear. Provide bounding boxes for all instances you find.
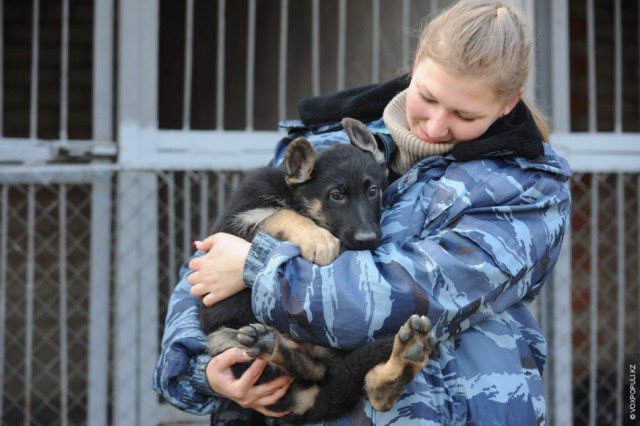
[502,87,524,116]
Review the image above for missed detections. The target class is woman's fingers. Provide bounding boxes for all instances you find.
[253,377,292,407]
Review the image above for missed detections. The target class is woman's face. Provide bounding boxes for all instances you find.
[406,58,519,145]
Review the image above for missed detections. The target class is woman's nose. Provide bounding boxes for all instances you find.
[426,113,449,139]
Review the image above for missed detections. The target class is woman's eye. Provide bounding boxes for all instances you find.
[457,113,475,122]
[330,190,344,201]
[421,93,435,104]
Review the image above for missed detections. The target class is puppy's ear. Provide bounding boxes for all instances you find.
[342,117,385,167]
[285,137,316,186]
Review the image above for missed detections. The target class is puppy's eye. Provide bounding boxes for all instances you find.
[330,190,344,201]
[368,186,378,197]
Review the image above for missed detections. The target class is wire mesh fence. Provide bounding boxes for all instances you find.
[1,181,96,425]
[569,172,640,425]
[1,168,639,425]
[156,170,246,342]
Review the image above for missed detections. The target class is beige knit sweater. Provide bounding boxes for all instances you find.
[383,89,454,175]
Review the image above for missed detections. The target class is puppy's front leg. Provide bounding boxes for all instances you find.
[260,209,340,265]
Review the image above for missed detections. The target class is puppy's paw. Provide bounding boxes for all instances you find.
[364,315,437,412]
[290,227,340,266]
[395,315,436,365]
[236,323,277,359]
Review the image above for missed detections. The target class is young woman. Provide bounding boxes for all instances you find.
[153,1,572,424]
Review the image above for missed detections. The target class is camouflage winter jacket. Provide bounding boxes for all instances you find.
[153,114,572,425]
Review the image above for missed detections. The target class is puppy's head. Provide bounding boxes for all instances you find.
[284,121,388,251]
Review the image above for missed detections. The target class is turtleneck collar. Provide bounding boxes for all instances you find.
[383,90,454,175]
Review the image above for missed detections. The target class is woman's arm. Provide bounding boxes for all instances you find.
[152,254,291,417]
[245,158,571,350]
[152,255,220,414]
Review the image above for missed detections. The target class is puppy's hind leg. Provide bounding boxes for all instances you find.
[237,323,327,381]
[364,315,436,411]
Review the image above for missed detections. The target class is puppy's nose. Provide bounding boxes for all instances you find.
[354,231,379,246]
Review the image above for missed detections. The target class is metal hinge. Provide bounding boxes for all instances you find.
[52,140,118,163]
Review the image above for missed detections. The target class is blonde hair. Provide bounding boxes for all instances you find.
[416,0,549,141]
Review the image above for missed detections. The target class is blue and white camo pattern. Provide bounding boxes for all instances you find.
[153,118,572,425]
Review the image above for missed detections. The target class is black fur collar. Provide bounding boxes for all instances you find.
[449,100,544,161]
[298,75,410,127]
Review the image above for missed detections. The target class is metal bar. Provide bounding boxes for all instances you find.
[24,185,35,425]
[199,173,209,237]
[0,186,8,420]
[29,0,40,139]
[183,173,192,255]
[311,0,320,96]
[93,0,115,141]
[231,171,241,191]
[548,133,640,173]
[60,0,70,140]
[371,0,380,83]
[167,172,177,296]
[117,0,159,163]
[588,174,599,426]
[402,0,410,71]
[337,0,346,90]
[245,0,257,130]
[613,0,622,132]
[0,164,116,184]
[58,184,69,426]
[278,0,289,120]
[550,0,571,132]
[550,224,574,424]
[183,0,194,130]
[586,0,597,132]
[114,172,159,424]
[0,1,4,135]
[615,173,625,423]
[115,180,138,424]
[134,173,160,426]
[216,172,226,223]
[88,178,112,426]
[216,0,226,129]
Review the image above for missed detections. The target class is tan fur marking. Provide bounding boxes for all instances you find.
[207,328,242,355]
[364,316,434,411]
[260,209,340,265]
[304,198,328,228]
[291,385,321,415]
[230,207,280,236]
[364,358,417,412]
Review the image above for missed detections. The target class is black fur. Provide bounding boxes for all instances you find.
[199,118,435,424]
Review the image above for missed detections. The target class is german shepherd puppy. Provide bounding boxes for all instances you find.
[200,118,436,424]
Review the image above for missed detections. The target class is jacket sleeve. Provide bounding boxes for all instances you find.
[152,253,219,415]
[244,156,571,350]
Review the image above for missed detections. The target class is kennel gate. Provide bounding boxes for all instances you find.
[1,0,639,425]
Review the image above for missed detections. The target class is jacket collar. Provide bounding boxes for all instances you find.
[449,100,544,161]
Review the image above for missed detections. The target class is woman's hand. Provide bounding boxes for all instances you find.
[206,348,292,418]
[188,233,251,306]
